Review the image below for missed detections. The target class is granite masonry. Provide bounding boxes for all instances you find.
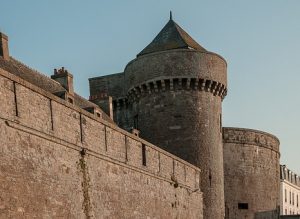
[0,14,281,219]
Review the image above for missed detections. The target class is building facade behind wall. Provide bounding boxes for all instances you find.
[280,165,300,215]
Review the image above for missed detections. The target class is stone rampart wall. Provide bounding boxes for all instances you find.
[0,68,202,218]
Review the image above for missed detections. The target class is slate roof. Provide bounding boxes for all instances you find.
[137,18,206,57]
[0,56,113,123]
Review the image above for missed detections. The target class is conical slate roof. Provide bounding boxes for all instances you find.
[137,16,206,57]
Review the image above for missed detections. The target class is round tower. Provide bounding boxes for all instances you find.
[223,127,280,219]
[124,16,227,219]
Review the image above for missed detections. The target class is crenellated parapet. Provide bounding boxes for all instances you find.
[127,77,227,102]
[223,127,280,154]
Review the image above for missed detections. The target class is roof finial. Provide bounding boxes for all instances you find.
[170,11,173,20]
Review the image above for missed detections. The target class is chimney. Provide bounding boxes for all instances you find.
[90,93,113,120]
[97,96,114,121]
[51,67,74,95]
[0,32,9,60]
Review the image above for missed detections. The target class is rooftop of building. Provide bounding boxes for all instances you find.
[0,38,113,123]
[280,165,300,187]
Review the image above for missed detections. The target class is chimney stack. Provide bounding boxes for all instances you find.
[90,94,114,121]
[0,32,9,60]
[51,67,74,95]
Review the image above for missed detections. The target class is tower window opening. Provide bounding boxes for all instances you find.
[142,143,146,166]
[238,203,248,210]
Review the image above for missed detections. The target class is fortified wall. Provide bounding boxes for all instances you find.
[0,67,203,218]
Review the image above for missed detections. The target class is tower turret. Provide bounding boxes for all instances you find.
[124,16,227,219]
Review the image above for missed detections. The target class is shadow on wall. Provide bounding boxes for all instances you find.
[254,208,280,219]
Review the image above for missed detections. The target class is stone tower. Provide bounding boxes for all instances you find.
[89,15,227,218]
[223,127,280,218]
[123,16,228,219]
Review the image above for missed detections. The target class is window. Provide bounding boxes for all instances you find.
[285,189,287,202]
[68,97,73,104]
[293,192,294,205]
[142,143,146,166]
[238,203,248,209]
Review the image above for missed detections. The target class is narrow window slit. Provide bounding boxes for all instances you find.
[142,143,146,166]
[13,82,19,116]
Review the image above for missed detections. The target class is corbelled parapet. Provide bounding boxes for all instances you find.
[125,49,227,96]
[127,76,227,103]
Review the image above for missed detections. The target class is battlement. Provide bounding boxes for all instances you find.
[124,49,227,94]
[223,127,280,153]
[0,67,201,190]
[127,76,227,102]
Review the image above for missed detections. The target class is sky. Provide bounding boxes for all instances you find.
[1,1,299,174]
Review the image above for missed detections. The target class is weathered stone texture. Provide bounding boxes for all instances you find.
[0,121,85,219]
[124,50,227,91]
[121,48,227,219]
[223,127,280,219]
[89,72,125,99]
[0,76,15,120]
[0,69,202,218]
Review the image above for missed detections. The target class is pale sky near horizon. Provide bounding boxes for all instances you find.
[1,1,299,174]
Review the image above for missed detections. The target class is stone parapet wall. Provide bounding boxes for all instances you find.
[223,127,280,154]
[124,49,227,91]
[0,68,202,218]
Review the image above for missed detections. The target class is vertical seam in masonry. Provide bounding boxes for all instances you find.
[13,81,18,117]
[104,125,107,151]
[49,99,54,130]
[80,113,83,143]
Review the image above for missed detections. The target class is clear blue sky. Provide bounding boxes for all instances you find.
[1,1,299,173]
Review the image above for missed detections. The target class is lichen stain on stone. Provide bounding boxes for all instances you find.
[77,152,92,219]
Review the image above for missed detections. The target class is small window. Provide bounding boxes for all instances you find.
[96,112,101,118]
[238,203,248,210]
[68,97,73,104]
[142,144,146,166]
